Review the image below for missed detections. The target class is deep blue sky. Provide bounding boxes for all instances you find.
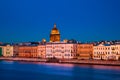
[0,0,120,43]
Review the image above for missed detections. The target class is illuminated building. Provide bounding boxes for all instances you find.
[109,44,120,60]
[93,44,120,60]
[50,24,60,42]
[46,42,77,59]
[77,44,93,59]
[0,46,3,56]
[2,45,13,57]
[94,44,112,60]
[18,46,38,58]
[38,44,46,58]
[13,45,19,57]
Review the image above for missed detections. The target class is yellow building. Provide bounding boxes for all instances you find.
[50,24,60,42]
[93,44,120,60]
[2,45,13,57]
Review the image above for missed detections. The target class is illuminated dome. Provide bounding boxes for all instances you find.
[50,24,60,34]
[42,38,46,42]
[50,24,60,42]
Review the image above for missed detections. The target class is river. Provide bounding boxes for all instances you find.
[0,60,120,80]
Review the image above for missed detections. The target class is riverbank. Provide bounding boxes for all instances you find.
[60,60,120,66]
[0,57,120,66]
[0,57,47,62]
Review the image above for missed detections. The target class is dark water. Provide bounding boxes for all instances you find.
[0,60,120,80]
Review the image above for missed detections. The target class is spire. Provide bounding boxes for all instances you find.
[54,23,56,28]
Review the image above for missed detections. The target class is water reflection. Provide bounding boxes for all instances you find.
[1,60,14,64]
[37,63,74,67]
[0,60,120,80]
[1,60,120,71]
[73,64,120,71]
[92,65,120,71]
[19,62,74,67]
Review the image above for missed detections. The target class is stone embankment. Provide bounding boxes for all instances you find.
[0,57,47,62]
[60,59,120,66]
[0,57,120,66]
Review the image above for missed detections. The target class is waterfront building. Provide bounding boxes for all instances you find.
[18,46,38,58]
[13,45,19,57]
[93,44,120,60]
[110,44,120,60]
[77,44,93,59]
[0,46,3,56]
[2,45,13,57]
[50,24,60,42]
[93,44,111,60]
[38,44,46,58]
[46,42,77,59]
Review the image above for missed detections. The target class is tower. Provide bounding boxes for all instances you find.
[50,24,60,42]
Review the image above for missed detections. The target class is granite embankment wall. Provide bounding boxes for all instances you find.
[60,60,120,66]
[0,57,47,62]
[0,57,120,66]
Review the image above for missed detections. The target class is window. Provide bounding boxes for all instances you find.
[6,52,10,54]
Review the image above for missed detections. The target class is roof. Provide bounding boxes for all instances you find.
[50,24,60,35]
[104,44,111,46]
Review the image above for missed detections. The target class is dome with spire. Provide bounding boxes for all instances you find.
[50,24,60,42]
[50,24,60,34]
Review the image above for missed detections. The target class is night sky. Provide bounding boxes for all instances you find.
[0,0,120,43]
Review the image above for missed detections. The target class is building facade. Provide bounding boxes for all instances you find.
[46,42,77,59]
[50,24,60,42]
[18,46,38,58]
[13,45,19,57]
[38,44,46,58]
[93,44,120,60]
[0,46,3,56]
[93,44,111,60]
[110,45,120,60]
[77,44,93,59]
[2,45,13,57]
